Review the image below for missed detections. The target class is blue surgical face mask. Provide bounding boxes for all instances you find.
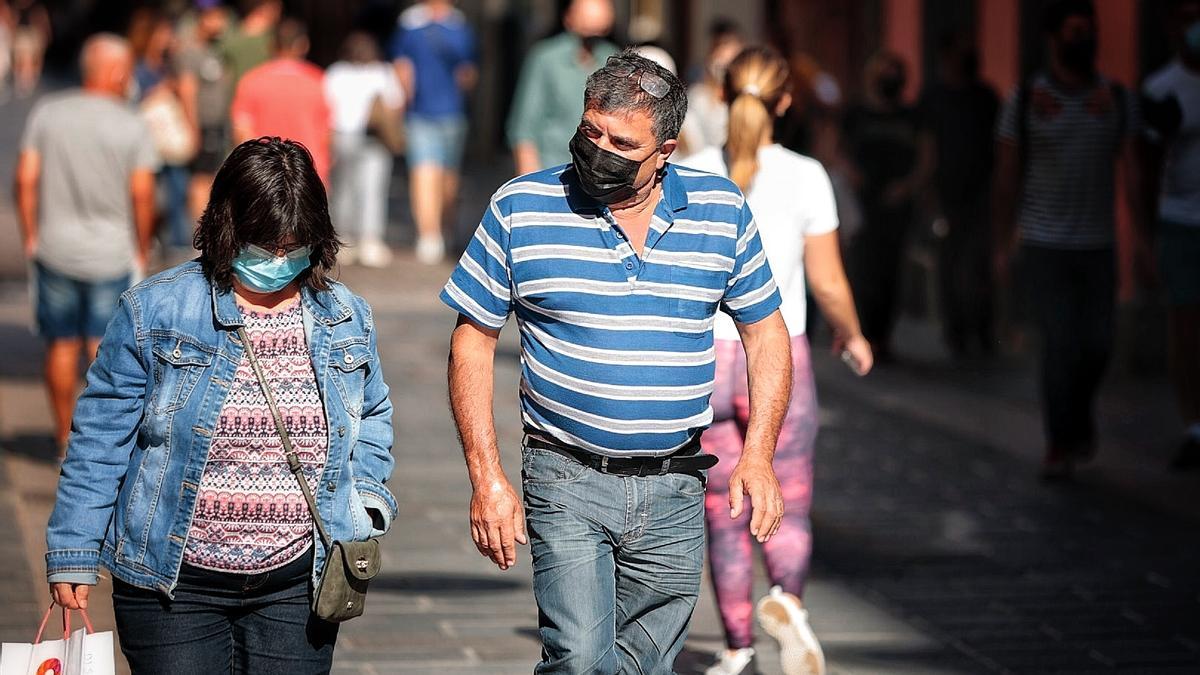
[232,243,312,293]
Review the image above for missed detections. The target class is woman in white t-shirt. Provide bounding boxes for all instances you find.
[684,47,873,675]
[325,32,404,267]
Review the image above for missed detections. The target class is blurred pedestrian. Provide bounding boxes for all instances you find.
[1,0,49,98]
[388,0,477,265]
[177,0,232,222]
[1143,0,1200,470]
[507,0,617,175]
[45,138,397,674]
[13,34,158,454]
[221,0,279,87]
[993,0,1142,479]
[326,31,404,268]
[444,51,789,672]
[918,35,999,358]
[684,46,872,675]
[842,52,930,361]
[130,8,196,253]
[678,18,742,155]
[230,17,332,182]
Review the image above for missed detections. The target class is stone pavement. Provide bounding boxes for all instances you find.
[1,254,1198,673]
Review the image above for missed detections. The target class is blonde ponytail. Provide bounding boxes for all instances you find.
[727,93,771,191]
[722,47,791,192]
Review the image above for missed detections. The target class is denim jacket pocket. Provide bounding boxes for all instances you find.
[149,333,215,414]
[330,339,372,417]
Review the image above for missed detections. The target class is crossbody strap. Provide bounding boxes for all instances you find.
[238,326,332,549]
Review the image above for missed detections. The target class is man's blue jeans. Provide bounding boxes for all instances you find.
[522,445,707,674]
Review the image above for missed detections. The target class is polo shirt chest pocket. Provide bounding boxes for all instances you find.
[330,339,372,417]
[149,334,214,415]
[668,265,722,339]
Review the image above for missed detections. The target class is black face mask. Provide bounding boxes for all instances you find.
[1058,37,1097,75]
[569,130,655,205]
[580,34,604,54]
[877,74,905,101]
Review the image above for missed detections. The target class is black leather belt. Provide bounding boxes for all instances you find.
[524,434,719,478]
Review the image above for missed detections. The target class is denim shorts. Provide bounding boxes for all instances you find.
[406,114,468,169]
[34,261,129,339]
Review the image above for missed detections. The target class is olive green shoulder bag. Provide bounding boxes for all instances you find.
[239,326,382,623]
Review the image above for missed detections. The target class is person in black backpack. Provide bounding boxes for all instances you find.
[992,0,1144,480]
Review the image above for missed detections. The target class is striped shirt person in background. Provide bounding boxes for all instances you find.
[443,50,792,672]
[993,0,1144,480]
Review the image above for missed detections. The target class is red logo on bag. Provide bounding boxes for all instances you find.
[36,658,63,675]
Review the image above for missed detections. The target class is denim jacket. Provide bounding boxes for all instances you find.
[45,261,396,596]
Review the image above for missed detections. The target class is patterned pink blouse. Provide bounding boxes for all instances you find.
[183,300,328,572]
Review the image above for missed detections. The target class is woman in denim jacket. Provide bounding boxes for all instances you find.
[45,137,396,674]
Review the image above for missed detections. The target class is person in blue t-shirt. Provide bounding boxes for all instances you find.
[389,0,478,264]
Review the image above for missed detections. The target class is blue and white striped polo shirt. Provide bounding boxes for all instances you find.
[441,163,781,457]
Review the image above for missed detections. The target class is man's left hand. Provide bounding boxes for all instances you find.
[728,456,783,543]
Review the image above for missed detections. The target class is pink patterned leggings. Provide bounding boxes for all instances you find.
[701,335,818,650]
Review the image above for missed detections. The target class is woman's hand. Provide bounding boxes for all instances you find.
[50,583,92,610]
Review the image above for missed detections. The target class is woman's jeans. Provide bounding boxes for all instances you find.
[522,446,706,674]
[331,132,393,244]
[112,550,338,674]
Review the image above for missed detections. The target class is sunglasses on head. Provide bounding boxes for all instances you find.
[605,55,670,99]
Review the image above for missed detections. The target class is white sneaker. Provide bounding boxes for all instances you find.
[358,238,394,268]
[704,648,756,675]
[756,586,826,675]
[415,235,445,265]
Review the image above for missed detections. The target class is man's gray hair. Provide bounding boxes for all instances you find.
[583,48,688,143]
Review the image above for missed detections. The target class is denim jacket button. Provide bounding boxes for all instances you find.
[326,481,336,492]
[337,426,346,437]
[343,353,354,364]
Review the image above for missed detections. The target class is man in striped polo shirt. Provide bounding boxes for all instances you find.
[443,51,791,672]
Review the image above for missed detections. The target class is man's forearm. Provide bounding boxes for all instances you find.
[15,179,37,246]
[448,325,506,488]
[739,313,792,460]
[131,176,156,260]
[513,143,540,176]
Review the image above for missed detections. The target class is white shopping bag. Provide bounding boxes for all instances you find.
[0,606,113,675]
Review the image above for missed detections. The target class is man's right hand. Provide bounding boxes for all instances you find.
[469,478,528,571]
[50,582,92,610]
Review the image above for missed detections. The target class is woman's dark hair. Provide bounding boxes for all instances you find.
[194,137,341,291]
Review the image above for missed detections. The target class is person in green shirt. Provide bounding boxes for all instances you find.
[506,0,617,174]
[220,0,280,88]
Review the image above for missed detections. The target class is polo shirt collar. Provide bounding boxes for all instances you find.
[660,163,689,213]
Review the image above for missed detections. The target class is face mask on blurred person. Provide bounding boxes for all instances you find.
[232,244,312,293]
[569,130,655,205]
[877,74,905,101]
[1058,36,1097,74]
[580,35,603,54]
[1186,22,1200,57]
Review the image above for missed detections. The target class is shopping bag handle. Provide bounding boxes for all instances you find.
[34,603,95,643]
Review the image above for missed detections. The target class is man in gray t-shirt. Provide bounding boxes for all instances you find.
[14,33,158,452]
